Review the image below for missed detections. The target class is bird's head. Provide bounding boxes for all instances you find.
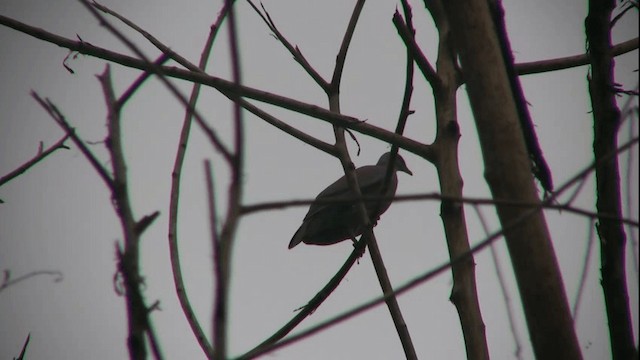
[377,152,413,176]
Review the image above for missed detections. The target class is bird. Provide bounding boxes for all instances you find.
[289,152,412,249]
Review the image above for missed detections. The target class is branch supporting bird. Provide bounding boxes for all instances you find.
[289,152,412,249]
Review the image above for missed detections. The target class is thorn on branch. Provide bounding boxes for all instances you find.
[135,211,160,235]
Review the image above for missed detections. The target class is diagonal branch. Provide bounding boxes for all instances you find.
[78,0,233,163]
[329,0,366,92]
[0,134,70,187]
[31,93,115,191]
[392,10,440,89]
[246,0,329,90]
[0,13,435,160]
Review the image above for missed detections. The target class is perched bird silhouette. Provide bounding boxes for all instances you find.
[289,152,412,249]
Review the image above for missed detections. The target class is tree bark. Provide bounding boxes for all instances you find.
[440,1,582,359]
[586,0,638,358]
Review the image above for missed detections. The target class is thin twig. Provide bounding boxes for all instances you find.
[92,1,204,72]
[236,240,367,359]
[31,93,115,191]
[241,190,640,227]
[117,53,171,108]
[246,0,329,90]
[473,205,523,360]
[14,333,30,360]
[0,270,63,292]
[213,2,244,359]
[393,10,440,89]
[78,0,233,163]
[515,37,638,76]
[329,0,366,91]
[234,97,337,156]
[166,4,230,358]
[0,135,69,187]
[205,160,224,360]
[572,218,596,322]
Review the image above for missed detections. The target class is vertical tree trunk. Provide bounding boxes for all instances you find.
[440,1,582,359]
[586,0,637,358]
[426,1,490,358]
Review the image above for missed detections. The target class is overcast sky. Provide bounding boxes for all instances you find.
[0,1,638,359]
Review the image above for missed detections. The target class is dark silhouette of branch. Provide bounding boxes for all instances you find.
[236,131,639,360]
[490,0,554,193]
[0,135,69,188]
[246,1,329,91]
[329,0,365,92]
[213,2,244,358]
[234,97,338,156]
[117,54,171,107]
[0,13,435,160]
[515,37,638,76]
[166,4,231,359]
[13,333,30,360]
[473,205,523,360]
[79,0,233,163]
[623,99,639,275]
[31,93,115,191]
[205,161,223,360]
[418,1,492,357]
[241,189,640,227]
[235,240,367,359]
[392,10,440,89]
[441,0,582,357]
[97,66,164,360]
[572,218,597,322]
[586,0,637,358]
[0,270,63,293]
[318,1,418,358]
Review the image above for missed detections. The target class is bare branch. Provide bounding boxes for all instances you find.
[78,0,233,163]
[473,205,523,360]
[235,97,337,156]
[0,135,69,187]
[392,10,440,88]
[329,0,366,91]
[572,218,597,322]
[31,93,115,191]
[117,53,171,107]
[166,4,230,359]
[515,37,639,76]
[246,1,329,90]
[0,13,435,159]
[586,0,637,357]
[0,269,63,293]
[13,333,30,360]
[236,240,367,359]
[213,2,244,358]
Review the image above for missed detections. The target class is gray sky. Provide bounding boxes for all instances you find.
[0,1,638,359]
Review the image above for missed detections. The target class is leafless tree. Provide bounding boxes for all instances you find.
[1,0,637,359]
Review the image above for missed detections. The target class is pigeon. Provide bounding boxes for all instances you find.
[289,152,412,248]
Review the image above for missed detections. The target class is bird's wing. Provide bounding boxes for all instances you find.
[303,165,387,220]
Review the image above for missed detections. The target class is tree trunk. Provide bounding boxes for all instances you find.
[440,1,582,358]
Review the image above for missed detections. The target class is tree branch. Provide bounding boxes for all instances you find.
[0,135,69,187]
[586,0,637,358]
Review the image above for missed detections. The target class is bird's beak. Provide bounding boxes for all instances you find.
[401,166,413,176]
